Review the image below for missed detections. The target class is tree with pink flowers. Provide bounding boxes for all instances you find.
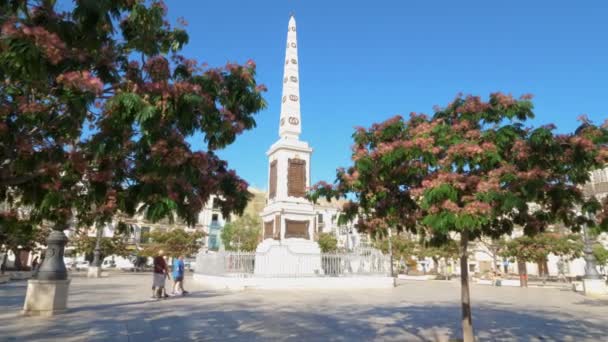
[310,93,608,341]
[0,1,266,279]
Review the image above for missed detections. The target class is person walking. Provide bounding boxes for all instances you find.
[31,256,39,271]
[171,255,188,296]
[152,250,170,299]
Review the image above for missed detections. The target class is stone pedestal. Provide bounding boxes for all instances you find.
[254,239,322,276]
[22,279,71,316]
[583,278,608,297]
[87,266,101,278]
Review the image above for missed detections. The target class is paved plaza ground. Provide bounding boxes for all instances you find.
[1,273,607,341]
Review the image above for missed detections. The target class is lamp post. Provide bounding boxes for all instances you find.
[387,227,394,278]
[582,217,601,280]
[579,166,608,295]
[92,225,103,267]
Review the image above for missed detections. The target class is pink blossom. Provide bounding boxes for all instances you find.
[441,200,461,213]
[519,93,534,100]
[491,92,516,108]
[246,59,256,68]
[56,71,103,95]
[255,84,268,92]
[19,25,67,65]
[463,201,492,215]
[144,56,170,81]
[576,114,590,124]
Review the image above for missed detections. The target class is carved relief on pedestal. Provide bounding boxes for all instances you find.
[274,215,281,240]
[287,158,306,198]
[264,221,274,240]
[269,160,277,199]
[285,219,309,239]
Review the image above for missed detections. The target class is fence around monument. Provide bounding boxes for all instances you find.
[194,247,390,278]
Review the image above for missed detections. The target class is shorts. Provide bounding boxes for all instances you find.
[153,273,166,288]
[174,275,184,282]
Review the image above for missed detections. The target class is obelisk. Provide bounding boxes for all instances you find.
[255,14,322,276]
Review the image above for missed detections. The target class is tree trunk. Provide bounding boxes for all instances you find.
[460,230,475,342]
[517,260,528,287]
[12,248,23,270]
[1,252,7,274]
[432,256,439,274]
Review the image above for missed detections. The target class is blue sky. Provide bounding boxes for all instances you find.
[167,0,607,190]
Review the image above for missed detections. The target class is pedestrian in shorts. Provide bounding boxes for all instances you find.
[171,255,188,296]
[152,250,170,299]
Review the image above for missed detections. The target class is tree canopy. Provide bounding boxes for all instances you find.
[0,0,267,235]
[141,228,204,257]
[309,93,608,341]
[500,233,583,264]
[220,214,260,252]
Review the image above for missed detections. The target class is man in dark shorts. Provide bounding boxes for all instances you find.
[152,250,170,299]
[172,255,188,295]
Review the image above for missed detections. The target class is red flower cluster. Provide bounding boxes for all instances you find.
[446,142,485,159]
[20,24,67,65]
[457,95,490,114]
[17,100,47,114]
[511,140,530,160]
[491,92,516,108]
[144,56,170,81]
[56,71,103,95]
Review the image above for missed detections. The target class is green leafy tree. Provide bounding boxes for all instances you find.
[72,232,129,263]
[592,244,608,274]
[375,235,418,262]
[317,232,338,253]
[141,228,204,257]
[500,233,583,286]
[0,0,266,276]
[419,237,460,276]
[310,93,608,341]
[0,211,49,269]
[220,214,260,251]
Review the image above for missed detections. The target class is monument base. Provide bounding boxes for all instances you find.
[583,278,608,297]
[254,239,322,276]
[194,273,395,290]
[87,266,102,278]
[22,279,71,316]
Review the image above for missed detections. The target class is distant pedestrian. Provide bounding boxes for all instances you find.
[172,255,188,296]
[31,256,39,271]
[152,250,170,299]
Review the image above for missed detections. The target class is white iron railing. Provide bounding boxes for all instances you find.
[195,247,390,278]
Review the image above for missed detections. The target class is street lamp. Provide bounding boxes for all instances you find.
[580,166,608,295]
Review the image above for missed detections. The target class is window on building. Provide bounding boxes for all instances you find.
[211,214,219,224]
[317,213,323,223]
[212,198,221,210]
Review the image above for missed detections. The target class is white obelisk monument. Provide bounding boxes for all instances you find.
[255,14,322,276]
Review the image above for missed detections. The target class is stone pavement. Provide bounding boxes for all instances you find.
[1,273,607,341]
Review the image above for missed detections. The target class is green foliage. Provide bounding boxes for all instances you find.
[141,228,204,257]
[500,233,583,263]
[317,232,338,253]
[0,1,267,237]
[592,244,608,267]
[220,214,261,251]
[308,92,608,340]
[72,232,130,260]
[375,235,419,260]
